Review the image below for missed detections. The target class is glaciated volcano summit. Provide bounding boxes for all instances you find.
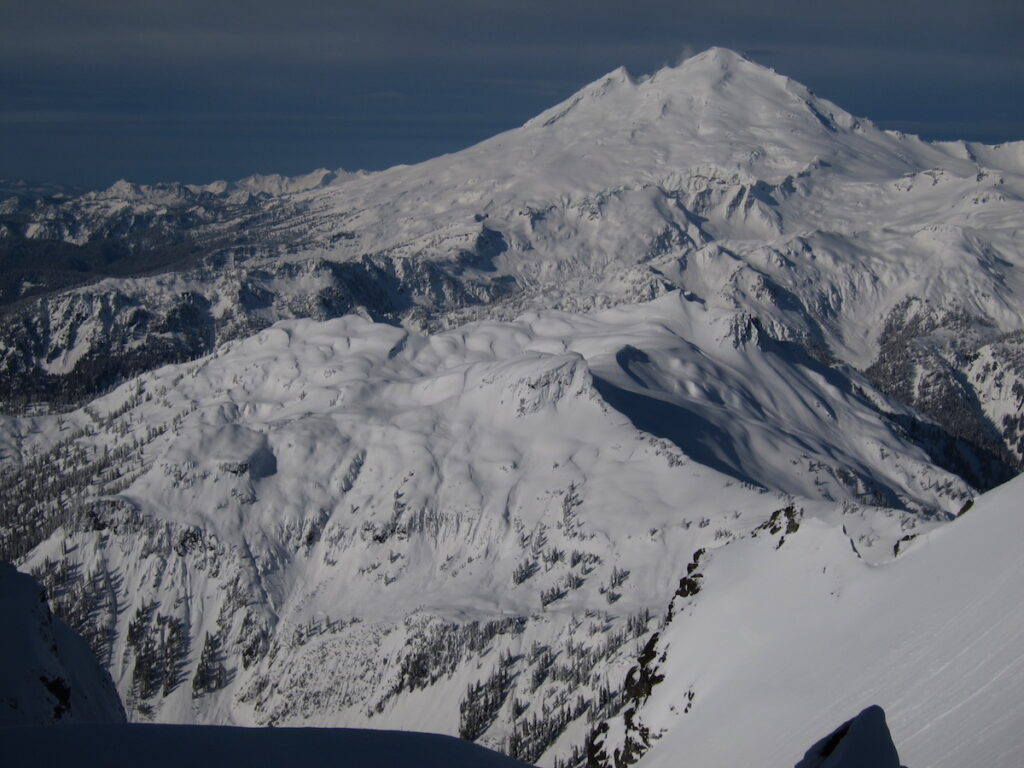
[457,45,937,184]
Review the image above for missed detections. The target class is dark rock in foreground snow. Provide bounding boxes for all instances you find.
[795,705,901,768]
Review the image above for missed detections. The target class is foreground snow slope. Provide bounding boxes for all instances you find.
[0,562,125,725]
[2,723,530,768]
[611,474,1024,768]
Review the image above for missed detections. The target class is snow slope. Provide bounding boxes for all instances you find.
[2,723,530,768]
[595,473,1024,768]
[0,561,125,725]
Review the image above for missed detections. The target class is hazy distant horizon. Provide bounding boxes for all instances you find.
[2,0,1021,189]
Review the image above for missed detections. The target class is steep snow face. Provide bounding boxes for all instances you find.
[0,562,125,725]
[1,293,974,761]
[592,473,1024,768]
[2,49,1022,475]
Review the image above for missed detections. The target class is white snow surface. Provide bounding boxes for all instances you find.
[623,474,1024,768]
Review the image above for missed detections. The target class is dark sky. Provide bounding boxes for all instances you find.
[2,0,1021,189]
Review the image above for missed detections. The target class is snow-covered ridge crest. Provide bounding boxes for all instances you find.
[87,167,358,205]
[591,472,1024,768]
[2,292,977,754]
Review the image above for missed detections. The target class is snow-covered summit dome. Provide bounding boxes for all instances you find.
[513,46,959,185]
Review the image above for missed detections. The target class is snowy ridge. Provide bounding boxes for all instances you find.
[588,473,1024,768]
[3,167,357,246]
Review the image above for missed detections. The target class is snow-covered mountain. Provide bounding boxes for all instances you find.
[0,167,352,248]
[0,291,987,763]
[0,561,125,725]
[2,47,1023,767]
[1,48,1022,481]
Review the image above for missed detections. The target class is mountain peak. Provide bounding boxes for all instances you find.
[524,46,827,130]
[680,45,755,69]
[517,47,901,184]
[526,48,775,128]
[643,46,791,98]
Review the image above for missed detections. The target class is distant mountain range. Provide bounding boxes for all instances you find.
[2,48,1022,767]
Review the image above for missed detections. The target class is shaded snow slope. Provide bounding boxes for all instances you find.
[0,561,125,725]
[2,723,530,768]
[594,473,1024,768]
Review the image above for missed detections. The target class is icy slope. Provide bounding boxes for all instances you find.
[2,49,1021,476]
[592,473,1024,768]
[0,561,125,725]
